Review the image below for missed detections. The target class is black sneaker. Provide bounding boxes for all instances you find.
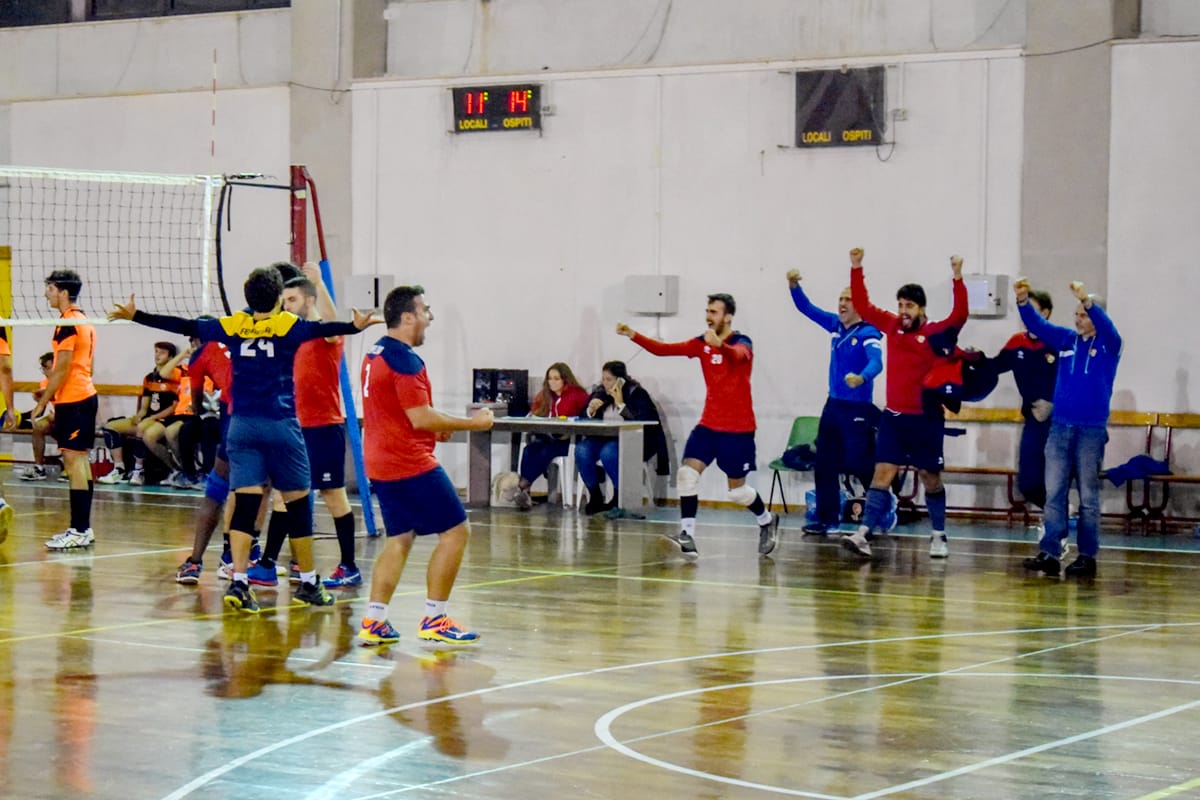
[293,579,335,607]
[583,494,608,516]
[758,515,778,556]
[1022,552,1060,577]
[223,580,260,613]
[664,531,699,558]
[802,521,830,536]
[1064,555,1097,578]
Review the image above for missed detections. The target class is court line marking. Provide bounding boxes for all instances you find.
[592,626,1163,798]
[0,565,639,645]
[157,622,1200,800]
[1130,776,1200,800]
[595,674,1200,800]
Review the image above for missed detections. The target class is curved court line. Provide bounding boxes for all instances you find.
[595,672,1200,800]
[158,621,1200,799]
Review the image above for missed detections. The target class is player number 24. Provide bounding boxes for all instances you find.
[240,339,275,359]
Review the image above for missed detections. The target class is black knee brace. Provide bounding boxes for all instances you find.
[229,492,262,535]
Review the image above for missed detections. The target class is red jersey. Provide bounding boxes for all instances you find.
[632,331,755,432]
[361,336,439,481]
[533,383,589,417]
[294,336,345,428]
[851,268,969,414]
[189,341,232,411]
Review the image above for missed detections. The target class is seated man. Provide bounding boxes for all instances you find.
[98,341,184,485]
[18,352,56,481]
[575,360,668,515]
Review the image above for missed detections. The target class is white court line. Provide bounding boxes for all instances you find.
[595,672,1200,800]
[592,626,1167,798]
[0,545,190,569]
[158,622,1200,800]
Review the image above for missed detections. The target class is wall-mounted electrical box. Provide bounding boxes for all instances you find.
[624,275,679,316]
[964,273,1009,318]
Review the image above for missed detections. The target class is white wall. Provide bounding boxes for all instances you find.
[385,0,1026,77]
[353,52,1026,498]
[7,87,291,416]
[1109,40,1200,415]
[1142,0,1200,35]
[0,9,289,102]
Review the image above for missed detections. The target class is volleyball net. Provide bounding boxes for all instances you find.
[0,165,221,325]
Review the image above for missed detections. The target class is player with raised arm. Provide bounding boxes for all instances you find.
[38,270,99,550]
[109,265,379,613]
[786,268,884,536]
[617,293,777,558]
[250,264,360,589]
[840,248,969,559]
[1017,278,1121,578]
[357,285,493,646]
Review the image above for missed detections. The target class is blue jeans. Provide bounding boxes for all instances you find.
[1041,423,1107,559]
[575,437,620,491]
[518,436,570,483]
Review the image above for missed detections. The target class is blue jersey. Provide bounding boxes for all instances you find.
[132,309,360,420]
[789,284,882,403]
[1018,301,1121,428]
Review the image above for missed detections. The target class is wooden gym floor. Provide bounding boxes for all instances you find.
[1,471,1199,800]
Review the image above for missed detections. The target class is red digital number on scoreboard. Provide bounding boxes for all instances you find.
[452,85,541,133]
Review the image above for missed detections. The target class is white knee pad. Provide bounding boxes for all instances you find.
[728,484,757,507]
[677,465,701,497]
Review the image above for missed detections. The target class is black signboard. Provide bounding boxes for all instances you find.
[451,85,541,133]
[795,67,885,148]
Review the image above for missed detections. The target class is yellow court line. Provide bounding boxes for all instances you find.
[0,568,586,646]
[1130,777,1200,800]
[478,562,1200,623]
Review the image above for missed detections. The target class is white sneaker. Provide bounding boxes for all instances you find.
[97,469,125,485]
[19,466,47,481]
[929,534,949,559]
[840,530,872,558]
[129,469,145,486]
[163,470,181,488]
[45,527,94,550]
[216,560,234,581]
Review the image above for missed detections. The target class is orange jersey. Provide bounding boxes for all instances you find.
[51,306,97,404]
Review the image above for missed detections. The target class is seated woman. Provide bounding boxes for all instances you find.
[576,361,669,515]
[504,362,589,509]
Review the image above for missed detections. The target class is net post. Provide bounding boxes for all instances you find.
[290,165,307,265]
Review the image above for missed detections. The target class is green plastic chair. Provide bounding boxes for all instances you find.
[767,415,820,514]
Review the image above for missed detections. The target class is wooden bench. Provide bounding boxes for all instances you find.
[893,408,1160,529]
[1124,412,1200,533]
[2,382,142,465]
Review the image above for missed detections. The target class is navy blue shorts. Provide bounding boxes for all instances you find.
[226,415,311,492]
[302,423,346,490]
[682,425,757,479]
[373,466,467,537]
[217,403,230,463]
[875,410,944,472]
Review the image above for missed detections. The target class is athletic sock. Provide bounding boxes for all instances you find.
[424,599,447,618]
[333,512,356,569]
[926,488,947,533]
[367,602,388,620]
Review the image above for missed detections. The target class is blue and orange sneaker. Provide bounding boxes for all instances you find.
[288,560,301,585]
[357,617,400,646]
[417,614,479,644]
[247,562,279,587]
[322,564,362,588]
[174,559,202,585]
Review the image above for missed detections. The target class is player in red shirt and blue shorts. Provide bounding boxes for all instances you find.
[357,285,494,646]
[841,248,969,559]
[618,293,778,558]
